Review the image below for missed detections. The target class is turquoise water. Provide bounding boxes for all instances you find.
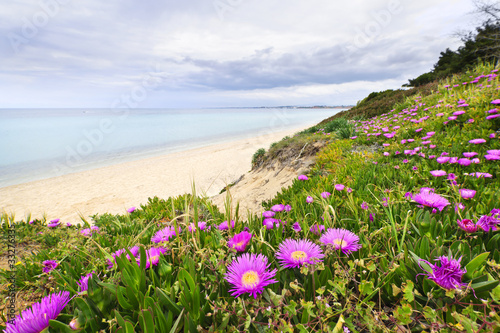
[0,108,342,187]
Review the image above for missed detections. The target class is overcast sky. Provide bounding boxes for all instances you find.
[1,0,479,108]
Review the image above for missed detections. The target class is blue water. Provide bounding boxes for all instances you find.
[0,108,342,187]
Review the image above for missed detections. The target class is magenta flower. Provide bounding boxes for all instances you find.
[321,192,331,199]
[292,222,302,232]
[42,260,58,273]
[47,219,60,228]
[298,175,308,181]
[487,149,500,156]
[412,189,450,211]
[491,99,500,104]
[430,170,447,177]
[477,214,500,232]
[361,202,369,210]
[469,138,486,144]
[225,253,278,299]
[140,247,166,269]
[419,256,467,290]
[486,114,500,119]
[228,231,253,252]
[77,272,95,293]
[218,220,235,230]
[485,154,500,161]
[188,221,208,232]
[457,158,472,166]
[335,184,345,191]
[453,111,465,116]
[309,224,325,235]
[284,204,292,212]
[107,246,140,269]
[457,219,478,233]
[320,228,361,255]
[459,189,476,199]
[463,152,478,158]
[127,207,136,213]
[276,239,324,269]
[5,291,71,333]
[262,211,275,218]
[271,204,285,212]
[306,196,314,203]
[151,226,180,243]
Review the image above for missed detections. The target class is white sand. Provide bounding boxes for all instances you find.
[0,125,309,223]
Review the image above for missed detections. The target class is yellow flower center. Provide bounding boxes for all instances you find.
[333,239,347,248]
[236,241,245,247]
[241,270,260,287]
[291,250,307,260]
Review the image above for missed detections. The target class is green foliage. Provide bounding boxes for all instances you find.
[1,64,500,332]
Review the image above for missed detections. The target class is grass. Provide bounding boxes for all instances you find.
[1,63,500,332]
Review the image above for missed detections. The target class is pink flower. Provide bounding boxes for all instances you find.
[457,158,472,166]
[334,184,345,191]
[469,139,486,144]
[430,170,447,177]
[459,189,476,199]
[321,192,331,199]
[491,99,500,104]
[306,196,313,203]
[127,207,136,213]
[298,175,308,181]
[457,219,478,233]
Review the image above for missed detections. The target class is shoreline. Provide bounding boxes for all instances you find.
[0,124,311,223]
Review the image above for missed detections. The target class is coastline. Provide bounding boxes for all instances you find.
[0,124,311,223]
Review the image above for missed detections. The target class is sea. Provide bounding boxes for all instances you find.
[0,108,343,187]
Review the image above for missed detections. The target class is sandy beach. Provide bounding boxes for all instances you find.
[0,125,310,223]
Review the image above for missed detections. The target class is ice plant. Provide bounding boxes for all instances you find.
[77,272,94,293]
[271,204,285,212]
[321,192,331,199]
[457,219,478,233]
[262,210,275,218]
[298,175,308,181]
[430,170,447,177]
[228,231,253,252]
[306,196,314,203]
[5,291,71,333]
[419,256,467,290]
[42,260,58,273]
[320,228,361,255]
[412,189,450,211]
[225,253,278,298]
[47,219,60,228]
[151,226,180,243]
[276,239,324,268]
[127,207,136,213]
[459,189,476,199]
[218,220,235,230]
[477,214,500,232]
[469,138,486,144]
[309,224,325,235]
[292,222,302,232]
[334,184,345,191]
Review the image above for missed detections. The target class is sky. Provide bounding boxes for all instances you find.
[0,0,480,108]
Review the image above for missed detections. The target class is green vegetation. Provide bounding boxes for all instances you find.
[2,63,500,332]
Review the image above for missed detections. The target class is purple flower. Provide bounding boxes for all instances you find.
[485,154,500,161]
[459,189,476,199]
[188,221,207,232]
[77,272,95,293]
[335,184,345,191]
[430,170,447,177]
[218,220,235,230]
[228,231,253,252]
[453,110,465,116]
[140,247,166,269]
[292,222,302,232]
[262,217,278,229]
[469,139,486,144]
[5,291,71,333]
[309,224,325,235]
[321,192,331,199]
[463,152,478,158]
[80,227,99,237]
[42,260,58,273]
[276,239,324,269]
[487,149,500,156]
[361,202,369,210]
[491,99,500,104]
[457,219,478,233]
[271,204,285,212]
[152,226,181,243]
[262,211,275,218]
[107,246,140,269]
[284,204,292,212]
[306,196,314,203]
[412,189,450,211]
[486,114,500,119]
[447,173,456,180]
[127,207,136,213]
[320,228,361,255]
[419,256,467,290]
[225,253,278,299]
[412,166,418,171]
[369,213,374,222]
[457,158,472,166]
[47,219,60,228]
[477,215,500,232]
[298,175,308,181]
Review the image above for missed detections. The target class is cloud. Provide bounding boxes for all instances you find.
[0,0,478,108]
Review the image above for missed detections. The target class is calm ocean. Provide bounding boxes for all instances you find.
[0,108,342,187]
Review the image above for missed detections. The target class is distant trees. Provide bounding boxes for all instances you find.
[404,0,499,87]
